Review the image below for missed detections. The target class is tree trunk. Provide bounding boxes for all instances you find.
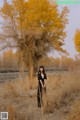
[19,61,25,80]
[19,51,25,80]
[28,51,34,89]
[29,62,34,89]
[34,66,38,76]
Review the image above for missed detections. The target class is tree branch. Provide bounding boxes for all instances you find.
[0,44,19,51]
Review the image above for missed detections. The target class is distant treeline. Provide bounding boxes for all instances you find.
[0,68,69,73]
[0,50,80,73]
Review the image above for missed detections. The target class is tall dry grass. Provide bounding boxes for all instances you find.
[43,70,80,113]
[6,104,26,120]
[0,70,80,119]
[0,76,30,99]
[68,99,80,120]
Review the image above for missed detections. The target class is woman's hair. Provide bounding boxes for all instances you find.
[38,66,46,74]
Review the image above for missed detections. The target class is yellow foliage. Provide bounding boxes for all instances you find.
[0,0,69,67]
[1,0,68,39]
[74,29,80,52]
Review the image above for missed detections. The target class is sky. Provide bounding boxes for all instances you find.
[0,0,80,58]
[50,3,80,58]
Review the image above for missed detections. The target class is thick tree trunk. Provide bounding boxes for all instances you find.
[34,66,38,76]
[29,62,34,89]
[28,51,34,89]
[19,61,25,80]
[19,51,25,80]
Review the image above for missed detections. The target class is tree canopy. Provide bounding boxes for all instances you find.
[0,0,69,88]
[74,29,80,52]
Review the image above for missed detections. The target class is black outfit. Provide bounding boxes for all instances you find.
[37,72,47,107]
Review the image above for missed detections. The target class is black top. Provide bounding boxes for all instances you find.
[37,72,47,85]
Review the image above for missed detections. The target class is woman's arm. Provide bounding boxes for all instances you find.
[44,74,47,87]
[38,73,44,87]
[44,80,47,88]
[40,80,44,87]
[44,80,46,86]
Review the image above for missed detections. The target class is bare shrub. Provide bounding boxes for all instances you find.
[46,71,80,112]
[0,76,29,99]
[68,100,80,120]
[6,105,26,120]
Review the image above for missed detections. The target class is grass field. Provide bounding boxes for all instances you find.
[0,70,80,120]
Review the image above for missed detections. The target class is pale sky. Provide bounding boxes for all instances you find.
[0,0,80,58]
[59,4,80,58]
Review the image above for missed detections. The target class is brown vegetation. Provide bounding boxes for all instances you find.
[0,70,80,120]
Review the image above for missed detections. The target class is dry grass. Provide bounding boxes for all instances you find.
[0,70,80,119]
[68,99,80,120]
[6,104,26,120]
[30,70,80,114]
[43,70,80,113]
[0,76,29,99]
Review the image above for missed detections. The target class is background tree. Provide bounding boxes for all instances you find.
[0,49,19,71]
[74,29,80,52]
[0,0,69,88]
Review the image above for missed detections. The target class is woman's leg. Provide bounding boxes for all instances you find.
[37,86,41,107]
[44,87,46,93]
[41,87,47,107]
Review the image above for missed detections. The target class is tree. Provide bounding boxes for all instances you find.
[1,49,19,71]
[74,29,80,52]
[0,0,69,88]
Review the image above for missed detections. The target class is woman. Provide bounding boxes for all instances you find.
[37,66,47,107]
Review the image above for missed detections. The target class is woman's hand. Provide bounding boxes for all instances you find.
[42,84,44,88]
[42,84,46,89]
[43,84,46,88]
[40,80,46,88]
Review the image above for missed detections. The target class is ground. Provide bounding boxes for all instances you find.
[0,70,80,120]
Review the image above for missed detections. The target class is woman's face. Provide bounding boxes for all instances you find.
[40,67,43,72]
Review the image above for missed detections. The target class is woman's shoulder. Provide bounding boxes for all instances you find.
[37,72,47,76]
[44,73,47,75]
[44,73,47,79]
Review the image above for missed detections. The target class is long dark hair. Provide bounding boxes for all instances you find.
[38,66,46,74]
